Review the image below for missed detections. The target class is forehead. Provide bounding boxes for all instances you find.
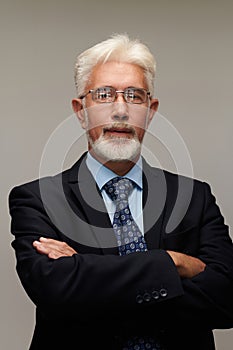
[87,61,147,90]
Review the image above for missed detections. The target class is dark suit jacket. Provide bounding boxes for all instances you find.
[9,153,233,349]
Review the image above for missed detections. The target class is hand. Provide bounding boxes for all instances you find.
[166,250,206,278]
[33,237,78,259]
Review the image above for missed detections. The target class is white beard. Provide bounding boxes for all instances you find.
[89,133,141,162]
[83,106,143,162]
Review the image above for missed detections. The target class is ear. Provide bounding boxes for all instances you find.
[147,98,159,126]
[72,99,87,129]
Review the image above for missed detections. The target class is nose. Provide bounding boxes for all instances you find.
[115,91,126,102]
[111,93,129,121]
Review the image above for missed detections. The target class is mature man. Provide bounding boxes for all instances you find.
[9,34,233,350]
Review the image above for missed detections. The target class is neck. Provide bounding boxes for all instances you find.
[89,149,140,176]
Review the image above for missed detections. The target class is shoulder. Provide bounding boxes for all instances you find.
[144,160,214,207]
[9,153,87,201]
[143,158,208,189]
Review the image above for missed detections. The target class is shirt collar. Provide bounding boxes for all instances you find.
[86,152,143,191]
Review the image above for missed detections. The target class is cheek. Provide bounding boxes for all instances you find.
[88,126,103,142]
[129,111,149,141]
[134,126,146,142]
[128,105,149,127]
[86,104,112,127]
[85,110,105,134]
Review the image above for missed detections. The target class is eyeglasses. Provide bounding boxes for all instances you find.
[80,86,150,104]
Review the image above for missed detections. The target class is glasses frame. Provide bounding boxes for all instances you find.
[80,86,151,104]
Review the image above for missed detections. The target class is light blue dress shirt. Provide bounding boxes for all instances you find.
[86,152,144,234]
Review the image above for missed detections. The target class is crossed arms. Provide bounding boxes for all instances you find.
[33,236,206,279]
[9,178,233,329]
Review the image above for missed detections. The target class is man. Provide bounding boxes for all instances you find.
[9,34,233,350]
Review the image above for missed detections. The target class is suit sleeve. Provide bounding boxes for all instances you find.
[8,180,233,330]
[8,180,184,323]
[159,182,233,329]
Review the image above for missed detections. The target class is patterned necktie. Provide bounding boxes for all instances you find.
[103,177,165,350]
[103,177,147,255]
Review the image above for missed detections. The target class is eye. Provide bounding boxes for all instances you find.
[125,88,146,103]
[95,87,113,101]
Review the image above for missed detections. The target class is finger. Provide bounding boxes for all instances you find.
[33,241,61,259]
[34,238,78,258]
[33,241,59,259]
[39,237,49,242]
[33,241,50,255]
[39,237,77,256]
[39,237,62,245]
[39,237,67,250]
[47,251,63,259]
[38,237,64,251]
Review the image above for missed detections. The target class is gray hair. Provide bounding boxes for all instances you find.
[74,33,156,97]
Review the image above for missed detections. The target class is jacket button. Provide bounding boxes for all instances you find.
[160,288,168,297]
[152,290,159,300]
[143,292,151,302]
[136,294,144,304]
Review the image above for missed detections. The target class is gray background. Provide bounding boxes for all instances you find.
[1,0,233,349]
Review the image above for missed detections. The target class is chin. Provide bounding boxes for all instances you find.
[90,136,141,162]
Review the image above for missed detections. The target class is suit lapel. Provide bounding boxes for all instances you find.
[142,159,167,249]
[66,154,118,254]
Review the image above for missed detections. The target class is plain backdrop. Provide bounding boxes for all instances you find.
[1,0,233,349]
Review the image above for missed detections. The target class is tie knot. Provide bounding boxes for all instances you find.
[103,177,134,202]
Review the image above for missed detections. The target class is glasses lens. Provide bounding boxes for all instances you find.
[124,88,148,104]
[93,87,114,103]
[91,87,149,104]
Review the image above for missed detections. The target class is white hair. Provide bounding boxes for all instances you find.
[74,33,156,97]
